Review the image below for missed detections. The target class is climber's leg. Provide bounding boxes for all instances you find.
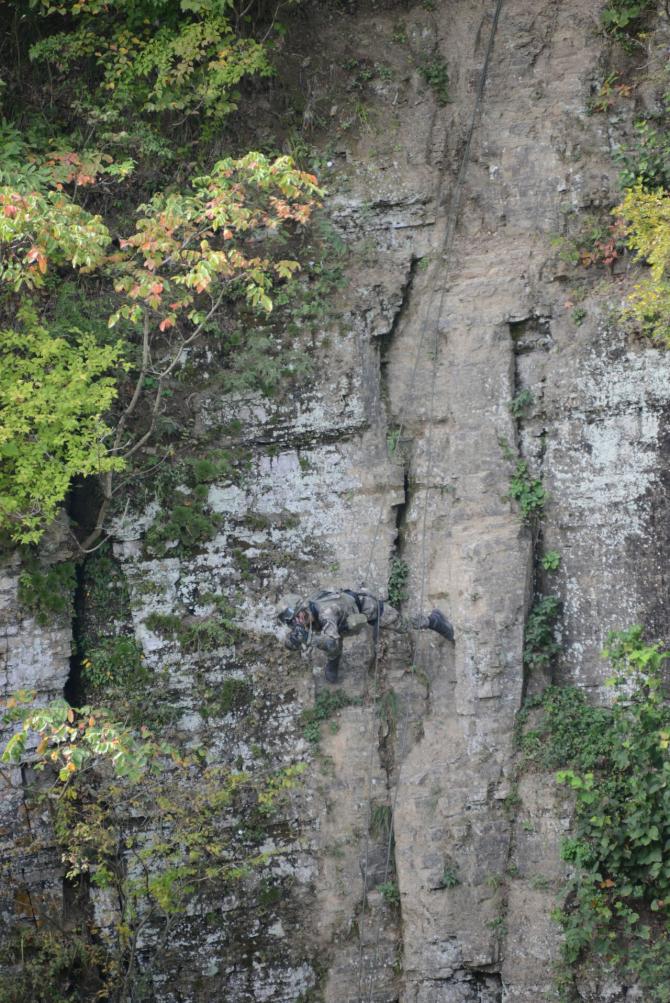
[411,609,455,641]
[324,638,343,683]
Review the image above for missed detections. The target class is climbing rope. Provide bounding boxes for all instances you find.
[356,1,505,999]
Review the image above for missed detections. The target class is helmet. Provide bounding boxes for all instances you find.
[276,595,304,625]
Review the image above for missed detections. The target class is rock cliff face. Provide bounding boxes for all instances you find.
[3,1,670,1001]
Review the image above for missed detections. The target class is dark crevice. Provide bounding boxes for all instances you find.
[63,476,102,706]
[391,468,410,570]
[469,969,503,1002]
[379,254,419,397]
[64,559,86,707]
[67,474,104,541]
[509,319,550,706]
[508,313,553,355]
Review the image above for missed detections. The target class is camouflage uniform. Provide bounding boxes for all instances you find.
[294,588,441,682]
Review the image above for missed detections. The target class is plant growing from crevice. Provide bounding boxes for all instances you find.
[370,803,393,841]
[542,550,561,571]
[378,880,400,906]
[377,687,399,738]
[615,119,670,192]
[523,596,561,672]
[387,557,410,606]
[387,427,401,456]
[81,634,146,691]
[143,453,231,557]
[552,214,626,272]
[508,388,533,419]
[508,460,547,524]
[587,72,633,114]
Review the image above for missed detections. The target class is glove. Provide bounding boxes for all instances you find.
[286,624,309,651]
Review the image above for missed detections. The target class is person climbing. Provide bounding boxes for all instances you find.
[277,587,454,683]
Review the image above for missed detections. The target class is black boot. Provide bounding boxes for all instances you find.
[426,609,454,641]
[324,658,340,684]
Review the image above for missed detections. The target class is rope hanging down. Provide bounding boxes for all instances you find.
[356,3,505,1000]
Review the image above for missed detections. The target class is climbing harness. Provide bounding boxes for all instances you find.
[356,2,505,1000]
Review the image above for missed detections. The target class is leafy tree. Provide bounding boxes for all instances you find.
[0,308,124,544]
[4,0,300,155]
[0,185,110,290]
[0,152,320,545]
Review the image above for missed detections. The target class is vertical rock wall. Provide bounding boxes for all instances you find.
[3,1,670,1001]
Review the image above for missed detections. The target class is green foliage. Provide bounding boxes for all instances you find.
[542,550,561,571]
[2,695,161,783]
[587,72,633,114]
[616,119,670,192]
[616,184,670,344]
[21,0,296,144]
[18,560,76,624]
[387,427,401,455]
[440,865,460,888]
[145,601,239,652]
[370,803,393,841]
[420,58,450,105]
[518,686,612,771]
[377,687,398,736]
[387,557,410,606]
[300,689,354,744]
[0,308,124,543]
[571,305,587,325]
[508,460,547,524]
[552,214,626,271]
[378,880,400,906]
[0,186,111,291]
[508,388,533,419]
[601,0,655,37]
[549,628,670,998]
[271,216,346,337]
[0,149,320,546]
[145,501,220,556]
[523,596,561,672]
[2,693,305,997]
[520,627,670,999]
[144,455,238,555]
[81,634,145,691]
[0,928,106,1003]
[109,152,320,326]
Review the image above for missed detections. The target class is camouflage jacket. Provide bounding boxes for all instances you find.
[305,589,377,655]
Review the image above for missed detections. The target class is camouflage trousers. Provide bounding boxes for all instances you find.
[324,597,414,681]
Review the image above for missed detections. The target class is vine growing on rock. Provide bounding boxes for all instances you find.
[520,627,670,1000]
